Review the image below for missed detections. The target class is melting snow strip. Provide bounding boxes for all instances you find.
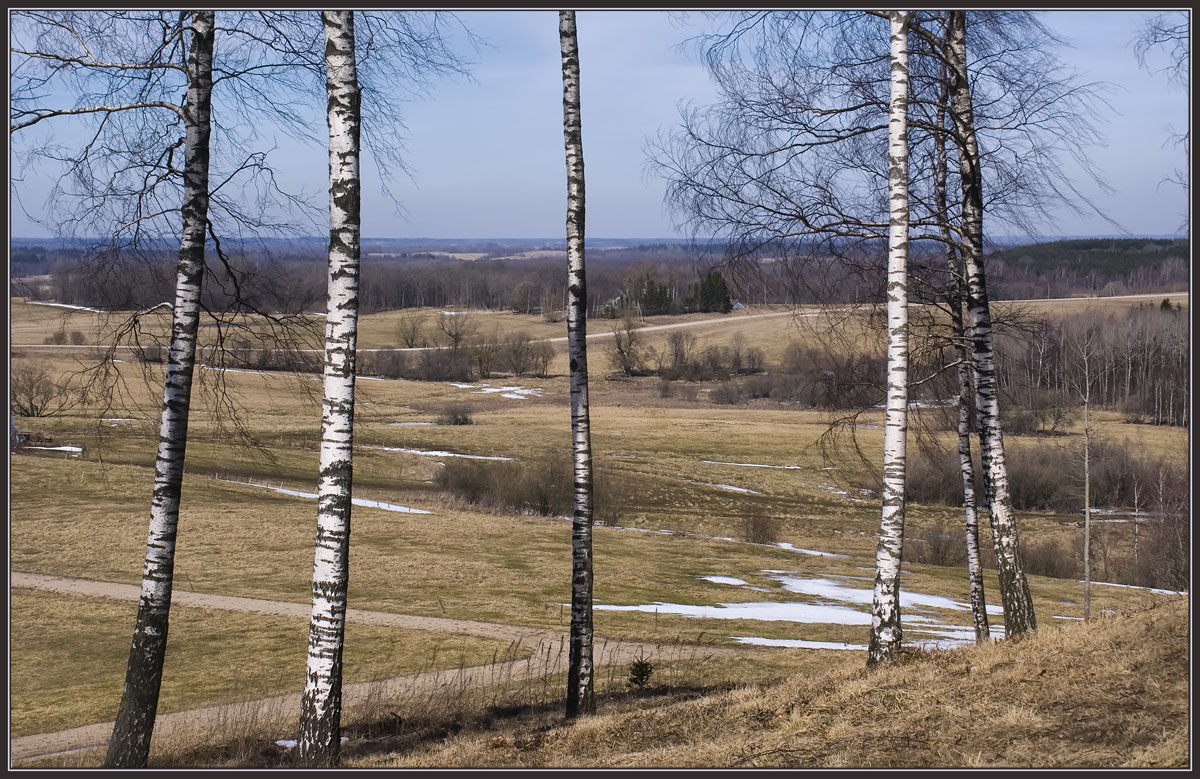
[706,483,763,495]
[1088,580,1184,596]
[26,301,105,313]
[702,460,803,470]
[730,636,867,650]
[367,445,513,461]
[776,542,850,559]
[222,479,432,514]
[23,445,83,454]
[701,575,748,586]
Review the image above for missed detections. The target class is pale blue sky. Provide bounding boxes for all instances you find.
[8,10,1190,241]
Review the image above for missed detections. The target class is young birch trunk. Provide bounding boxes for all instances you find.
[934,58,990,643]
[298,10,361,766]
[1079,344,1092,620]
[1083,396,1091,621]
[104,11,214,768]
[867,9,910,667]
[946,10,1036,638]
[559,9,596,717]
[954,312,991,642]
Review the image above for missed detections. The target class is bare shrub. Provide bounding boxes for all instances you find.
[470,333,499,379]
[1004,443,1082,512]
[607,308,646,376]
[741,507,778,544]
[905,447,965,507]
[70,329,86,345]
[530,340,555,378]
[10,362,79,417]
[360,349,409,379]
[906,523,968,567]
[438,403,474,426]
[656,378,674,398]
[436,311,476,351]
[395,312,427,348]
[1020,535,1082,581]
[741,373,773,399]
[710,382,744,405]
[436,455,571,517]
[501,331,535,377]
[44,329,68,345]
[415,350,474,382]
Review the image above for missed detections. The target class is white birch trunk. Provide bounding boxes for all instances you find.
[105,11,214,768]
[867,9,910,667]
[934,57,990,643]
[560,9,596,718]
[1079,342,1093,621]
[298,10,361,766]
[946,10,1037,638]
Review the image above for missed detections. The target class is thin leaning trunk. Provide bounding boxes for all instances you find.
[298,10,361,766]
[954,310,990,642]
[934,51,990,643]
[946,10,1036,638]
[105,11,214,768]
[867,9,910,667]
[560,9,595,717]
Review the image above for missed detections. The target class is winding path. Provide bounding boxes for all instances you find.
[10,572,733,764]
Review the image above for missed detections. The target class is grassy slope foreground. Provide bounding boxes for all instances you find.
[353,598,1189,769]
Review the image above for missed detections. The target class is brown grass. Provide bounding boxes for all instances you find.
[9,589,526,738]
[349,597,1188,768]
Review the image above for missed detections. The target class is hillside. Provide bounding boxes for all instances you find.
[352,598,1188,769]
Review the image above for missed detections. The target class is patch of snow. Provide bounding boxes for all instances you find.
[198,364,273,377]
[389,421,435,427]
[27,300,104,313]
[275,737,347,750]
[702,460,803,470]
[773,575,1005,616]
[449,382,543,399]
[701,575,749,586]
[594,599,889,625]
[223,479,432,514]
[730,636,867,650]
[776,543,851,559]
[1088,580,1184,596]
[707,483,763,495]
[100,417,139,422]
[1053,615,1084,620]
[24,445,83,454]
[368,445,513,461]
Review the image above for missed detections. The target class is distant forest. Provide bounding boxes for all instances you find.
[10,236,1189,316]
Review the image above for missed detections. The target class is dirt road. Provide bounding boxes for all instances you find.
[10,572,733,764]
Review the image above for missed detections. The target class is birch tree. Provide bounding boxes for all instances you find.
[297,10,361,766]
[69,11,215,767]
[943,9,1037,636]
[933,57,989,643]
[868,10,911,666]
[1069,323,1098,621]
[559,9,597,718]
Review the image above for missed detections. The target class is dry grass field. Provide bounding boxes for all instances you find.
[350,597,1188,769]
[8,294,1188,767]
